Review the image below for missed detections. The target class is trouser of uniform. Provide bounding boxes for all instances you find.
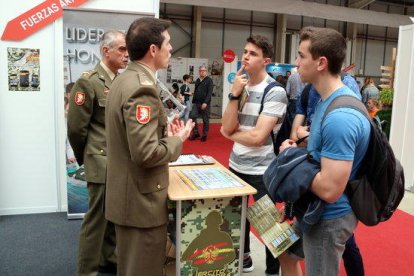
[190,103,210,137]
[229,168,281,274]
[115,223,167,276]
[77,182,116,276]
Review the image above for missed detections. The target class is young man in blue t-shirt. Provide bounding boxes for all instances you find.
[278,27,371,276]
[291,74,365,276]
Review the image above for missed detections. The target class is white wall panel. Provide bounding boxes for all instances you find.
[391,24,414,191]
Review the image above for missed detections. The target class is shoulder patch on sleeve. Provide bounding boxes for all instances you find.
[136,105,151,124]
[74,92,86,105]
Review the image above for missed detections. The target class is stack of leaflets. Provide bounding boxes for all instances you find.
[247,195,300,258]
[169,154,214,166]
[175,167,244,191]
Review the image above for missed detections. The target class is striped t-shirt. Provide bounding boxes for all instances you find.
[229,75,288,175]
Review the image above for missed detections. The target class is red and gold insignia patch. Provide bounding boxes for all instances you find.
[136,105,151,124]
[74,92,86,105]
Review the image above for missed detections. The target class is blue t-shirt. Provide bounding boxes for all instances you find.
[307,86,370,219]
[296,74,361,125]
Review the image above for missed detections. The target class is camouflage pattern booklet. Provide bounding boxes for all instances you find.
[247,195,300,258]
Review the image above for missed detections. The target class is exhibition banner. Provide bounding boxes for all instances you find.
[1,0,88,41]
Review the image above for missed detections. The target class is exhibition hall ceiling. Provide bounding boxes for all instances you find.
[382,0,414,6]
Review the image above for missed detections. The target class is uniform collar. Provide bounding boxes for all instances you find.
[129,61,157,85]
[100,61,116,81]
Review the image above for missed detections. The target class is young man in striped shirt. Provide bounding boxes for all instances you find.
[221,35,288,276]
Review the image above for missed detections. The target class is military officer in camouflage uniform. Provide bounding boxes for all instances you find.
[105,18,194,276]
[67,30,129,276]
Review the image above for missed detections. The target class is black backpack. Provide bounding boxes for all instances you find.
[323,95,405,226]
[259,81,292,154]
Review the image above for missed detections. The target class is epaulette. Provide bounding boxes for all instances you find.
[138,72,154,86]
[81,69,97,79]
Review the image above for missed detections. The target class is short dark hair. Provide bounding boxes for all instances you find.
[65,82,74,94]
[172,83,179,90]
[126,18,171,61]
[183,74,191,81]
[246,35,273,59]
[299,26,346,75]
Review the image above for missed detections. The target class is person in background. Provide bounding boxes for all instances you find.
[285,71,306,121]
[367,98,381,119]
[180,74,193,123]
[221,35,287,276]
[361,76,380,105]
[67,30,129,276]
[105,18,193,276]
[275,74,287,88]
[189,65,213,142]
[171,83,181,101]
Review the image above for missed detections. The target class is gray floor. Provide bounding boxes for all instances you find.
[1,192,412,276]
[243,191,414,276]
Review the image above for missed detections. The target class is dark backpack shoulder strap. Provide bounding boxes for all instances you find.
[259,81,282,114]
[323,95,370,122]
[300,84,312,113]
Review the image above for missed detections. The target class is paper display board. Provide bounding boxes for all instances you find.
[63,9,151,218]
[158,57,209,87]
[7,47,40,91]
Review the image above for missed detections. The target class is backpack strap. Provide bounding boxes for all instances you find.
[258,80,284,154]
[322,95,370,122]
[259,81,282,114]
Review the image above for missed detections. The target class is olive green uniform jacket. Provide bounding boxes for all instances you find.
[67,63,111,184]
[105,62,182,228]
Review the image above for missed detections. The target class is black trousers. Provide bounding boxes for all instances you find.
[189,103,210,137]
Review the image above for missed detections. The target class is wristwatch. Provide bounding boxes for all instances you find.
[228,93,241,100]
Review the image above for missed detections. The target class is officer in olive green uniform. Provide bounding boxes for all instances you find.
[67,30,129,276]
[105,18,193,276]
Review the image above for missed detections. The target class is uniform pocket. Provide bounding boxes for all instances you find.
[98,98,106,107]
[85,142,106,155]
[134,166,168,194]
